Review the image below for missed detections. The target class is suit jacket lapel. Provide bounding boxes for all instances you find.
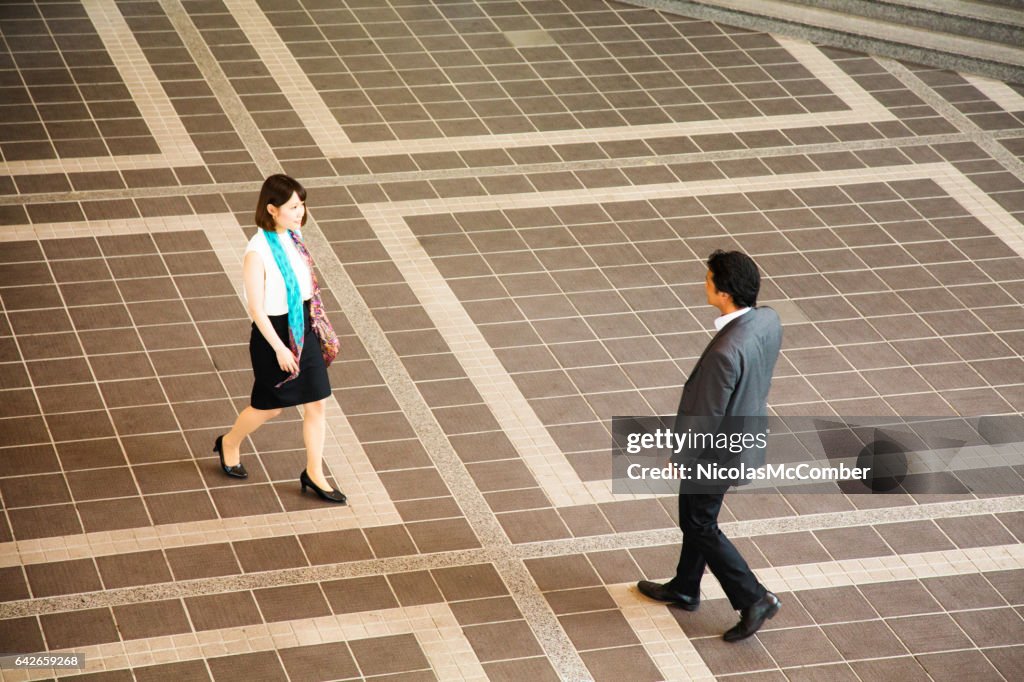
[686,310,753,384]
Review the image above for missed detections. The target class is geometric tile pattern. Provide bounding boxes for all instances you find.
[0,0,1022,679]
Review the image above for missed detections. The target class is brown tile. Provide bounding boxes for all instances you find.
[40,607,119,648]
[580,645,666,682]
[560,609,639,650]
[755,531,831,566]
[378,468,450,500]
[8,504,82,540]
[77,497,150,533]
[952,607,1024,647]
[822,620,909,659]
[185,591,262,631]
[133,460,205,494]
[859,580,941,617]
[599,498,674,532]
[758,626,843,667]
[134,661,211,682]
[233,536,307,572]
[586,550,643,584]
[782,664,857,681]
[25,558,101,598]
[936,515,1016,549]
[887,613,973,653]
[985,568,1024,605]
[255,583,331,622]
[432,564,507,601]
[113,599,190,640]
[145,491,218,525]
[797,586,877,624]
[349,633,430,677]
[96,550,172,589]
[365,524,417,558]
[66,467,138,502]
[463,620,544,661]
[917,649,1002,682]
[0,472,71,508]
[525,555,600,592]
[449,596,523,626]
[279,642,359,682]
[207,651,287,682]
[166,543,240,580]
[406,517,479,552]
[482,657,560,682]
[922,573,1005,609]
[0,566,29,602]
[322,575,398,614]
[874,520,955,554]
[299,529,373,565]
[498,508,571,543]
[983,645,1024,680]
[813,526,893,560]
[850,656,931,681]
[0,616,44,654]
[209,483,282,518]
[386,570,443,607]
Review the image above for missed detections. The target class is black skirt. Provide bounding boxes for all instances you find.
[250,299,332,409]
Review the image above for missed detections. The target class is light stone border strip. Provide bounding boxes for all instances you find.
[361,161,1024,509]
[2,603,486,681]
[607,539,1024,681]
[0,0,203,177]
[224,0,353,157]
[0,214,399,568]
[224,0,895,158]
[607,583,715,681]
[4,495,1022,621]
[963,73,1024,114]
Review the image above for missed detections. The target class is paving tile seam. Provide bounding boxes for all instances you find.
[2,494,1020,620]
[157,0,280,178]
[0,130,991,205]
[878,58,1024,183]
[154,0,594,660]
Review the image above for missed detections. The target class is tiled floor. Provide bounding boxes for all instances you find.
[0,1,1022,680]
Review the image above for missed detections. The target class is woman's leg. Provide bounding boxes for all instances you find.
[222,406,281,465]
[302,399,330,488]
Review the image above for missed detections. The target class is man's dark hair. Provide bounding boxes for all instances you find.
[707,250,760,308]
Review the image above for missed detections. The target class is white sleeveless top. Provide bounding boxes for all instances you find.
[244,229,312,315]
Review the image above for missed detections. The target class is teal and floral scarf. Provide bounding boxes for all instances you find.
[264,229,305,386]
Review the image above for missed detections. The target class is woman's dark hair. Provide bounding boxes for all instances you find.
[255,174,307,231]
[707,250,760,308]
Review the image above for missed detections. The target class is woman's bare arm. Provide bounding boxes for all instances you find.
[244,250,299,374]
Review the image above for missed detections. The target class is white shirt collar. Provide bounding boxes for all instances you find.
[714,306,750,332]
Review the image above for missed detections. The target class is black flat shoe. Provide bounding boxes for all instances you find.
[300,469,346,504]
[637,580,700,611]
[214,435,248,479]
[723,591,780,642]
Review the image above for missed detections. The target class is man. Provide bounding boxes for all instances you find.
[637,250,783,642]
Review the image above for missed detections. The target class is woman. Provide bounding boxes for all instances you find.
[214,174,346,503]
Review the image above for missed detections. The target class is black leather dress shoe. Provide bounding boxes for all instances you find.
[723,591,780,642]
[636,580,700,611]
[214,435,247,479]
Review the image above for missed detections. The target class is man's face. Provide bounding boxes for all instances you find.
[706,269,730,311]
[705,270,718,307]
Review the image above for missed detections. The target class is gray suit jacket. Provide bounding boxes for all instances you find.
[672,307,782,485]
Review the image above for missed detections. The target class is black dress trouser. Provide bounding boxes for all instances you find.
[668,490,766,611]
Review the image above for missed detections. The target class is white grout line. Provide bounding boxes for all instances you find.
[223,0,353,157]
[360,161,1024,508]
[0,214,399,567]
[0,0,204,177]
[962,74,1024,114]
[9,602,487,681]
[608,540,1024,680]
[223,3,895,159]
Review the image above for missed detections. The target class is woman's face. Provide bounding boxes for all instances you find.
[268,191,304,231]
